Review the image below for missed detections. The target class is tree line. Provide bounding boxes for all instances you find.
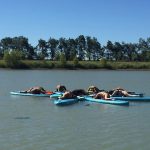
[0,35,150,61]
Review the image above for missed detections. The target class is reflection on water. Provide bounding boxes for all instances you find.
[14,117,30,119]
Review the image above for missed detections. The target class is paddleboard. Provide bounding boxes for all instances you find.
[50,92,64,98]
[113,96,150,101]
[10,91,51,97]
[84,96,129,105]
[54,98,78,106]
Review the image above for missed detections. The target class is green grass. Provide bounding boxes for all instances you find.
[0,60,150,69]
[0,60,6,68]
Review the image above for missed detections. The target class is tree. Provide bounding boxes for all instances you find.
[122,43,138,61]
[3,50,23,68]
[105,41,114,60]
[36,39,48,59]
[1,37,12,50]
[113,42,124,61]
[1,36,35,59]
[59,52,66,67]
[47,38,58,60]
[76,35,86,60]
[58,38,69,60]
[26,45,36,59]
[138,38,150,61]
[67,38,77,60]
[86,36,93,60]
[0,41,3,59]
[86,36,103,60]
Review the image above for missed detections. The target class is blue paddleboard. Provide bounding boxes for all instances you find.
[54,98,78,106]
[50,92,64,98]
[112,96,150,101]
[10,91,51,97]
[84,96,129,105]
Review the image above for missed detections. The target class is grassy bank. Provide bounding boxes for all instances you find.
[0,60,150,70]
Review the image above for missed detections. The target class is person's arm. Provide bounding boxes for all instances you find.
[105,97,112,100]
[104,93,112,100]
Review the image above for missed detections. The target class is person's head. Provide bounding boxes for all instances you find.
[56,85,67,92]
[87,85,99,94]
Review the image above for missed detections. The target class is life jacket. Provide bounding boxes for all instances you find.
[45,91,53,95]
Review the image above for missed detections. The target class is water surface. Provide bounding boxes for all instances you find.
[0,70,150,150]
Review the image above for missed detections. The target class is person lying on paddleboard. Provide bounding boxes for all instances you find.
[60,91,76,99]
[22,86,53,94]
[109,87,140,97]
[60,89,87,99]
[69,87,111,100]
[94,89,135,100]
[58,85,102,99]
[94,91,111,100]
[61,86,104,99]
[89,86,140,100]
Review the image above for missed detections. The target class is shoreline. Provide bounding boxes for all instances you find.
[0,60,150,70]
[0,67,150,71]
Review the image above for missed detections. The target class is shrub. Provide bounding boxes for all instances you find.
[3,50,23,68]
[59,53,67,67]
[100,58,107,67]
[73,56,79,67]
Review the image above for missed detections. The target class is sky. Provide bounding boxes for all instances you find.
[0,0,150,46]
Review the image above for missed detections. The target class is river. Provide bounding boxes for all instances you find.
[0,70,150,150]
